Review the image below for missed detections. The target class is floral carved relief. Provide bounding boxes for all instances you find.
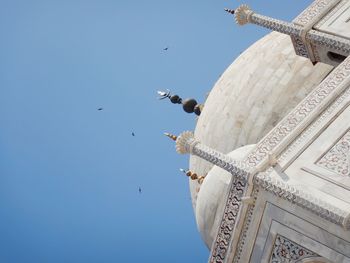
[270,235,319,263]
[317,129,350,176]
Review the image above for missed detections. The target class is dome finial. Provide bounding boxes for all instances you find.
[157,90,202,116]
[164,132,177,141]
[224,8,235,15]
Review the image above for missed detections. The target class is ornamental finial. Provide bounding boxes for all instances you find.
[157,90,202,116]
[234,4,252,25]
[180,168,205,184]
[175,131,195,154]
[224,8,235,15]
[164,132,177,141]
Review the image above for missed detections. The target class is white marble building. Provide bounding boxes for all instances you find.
[166,0,350,262]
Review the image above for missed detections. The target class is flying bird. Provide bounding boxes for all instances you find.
[97,107,103,111]
[163,46,169,51]
[132,132,135,137]
[139,187,142,193]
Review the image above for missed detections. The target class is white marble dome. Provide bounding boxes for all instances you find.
[189,31,334,231]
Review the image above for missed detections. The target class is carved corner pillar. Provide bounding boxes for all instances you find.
[232,2,350,65]
[175,131,253,262]
[234,5,303,35]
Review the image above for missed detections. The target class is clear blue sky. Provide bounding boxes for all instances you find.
[0,1,310,262]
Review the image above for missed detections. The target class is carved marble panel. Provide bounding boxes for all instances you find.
[270,235,319,262]
[316,129,350,176]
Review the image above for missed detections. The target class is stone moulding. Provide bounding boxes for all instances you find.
[232,187,259,263]
[255,172,350,229]
[278,86,350,167]
[209,178,247,263]
[244,55,350,169]
[293,0,341,26]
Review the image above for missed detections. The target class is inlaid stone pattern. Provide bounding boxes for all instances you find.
[317,130,350,176]
[270,235,319,263]
[209,178,246,263]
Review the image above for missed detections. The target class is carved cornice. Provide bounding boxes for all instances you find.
[255,172,350,229]
[290,0,340,60]
[278,84,350,164]
[307,30,350,55]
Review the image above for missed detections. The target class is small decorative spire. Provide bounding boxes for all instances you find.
[234,4,252,25]
[180,168,205,184]
[224,8,235,15]
[164,132,177,141]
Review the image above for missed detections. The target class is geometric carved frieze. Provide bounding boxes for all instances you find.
[316,129,350,176]
[233,187,259,263]
[291,35,310,58]
[293,0,340,26]
[270,235,319,263]
[209,178,246,263]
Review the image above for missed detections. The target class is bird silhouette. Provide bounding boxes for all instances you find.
[97,107,103,111]
[139,187,142,193]
[163,46,169,51]
[132,132,135,136]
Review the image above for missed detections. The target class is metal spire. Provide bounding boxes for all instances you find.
[157,90,202,115]
[224,8,235,15]
[180,168,205,184]
[164,132,177,141]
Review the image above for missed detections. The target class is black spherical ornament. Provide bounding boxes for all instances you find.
[194,104,201,116]
[182,98,197,113]
[170,95,181,104]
